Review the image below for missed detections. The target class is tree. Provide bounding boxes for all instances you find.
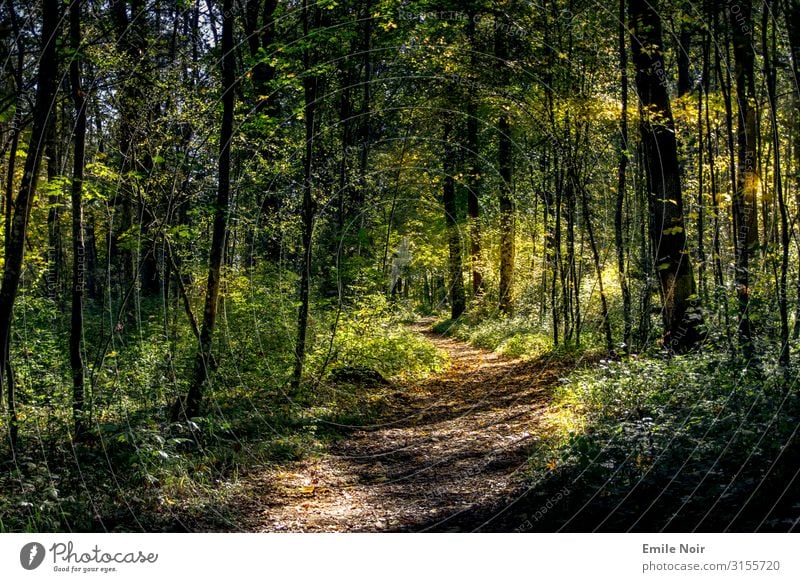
[292,0,320,391]
[629,0,702,351]
[616,0,632,351]
[68,0,87,436]
[465,13,483,296]
[179,0,235,419]
[0,0,59,446]
[443,119,466,319]
[729,0,758,358]
[496,14,515,314]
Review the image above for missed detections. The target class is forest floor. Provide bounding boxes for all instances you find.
[217,320,574,532]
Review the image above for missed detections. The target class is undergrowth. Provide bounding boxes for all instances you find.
[515,350,800,531]
[0,287,446,532]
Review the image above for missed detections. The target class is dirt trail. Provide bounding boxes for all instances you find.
[231,322,564,532]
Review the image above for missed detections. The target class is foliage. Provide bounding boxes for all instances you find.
[519,350,800,530]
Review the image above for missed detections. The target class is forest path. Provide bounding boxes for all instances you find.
[231,320,565,532]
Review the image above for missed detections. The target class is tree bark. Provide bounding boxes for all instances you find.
[443,121,466,319]
[291,0,319,391]
[0,0,59,445]
[45,109,63,303]
[0,0,23,412]
[783,0,800,344]
[498,114,515,314]
[764,0,789,366]
[466,14,483,296]
[616,0,632,351]
[69,0,87,436]
[495,19,515,315]
[180,0,235,418]
[629,0,703,351]
[729,0,758,358]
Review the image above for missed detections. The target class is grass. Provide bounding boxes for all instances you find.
[432,312,604,361]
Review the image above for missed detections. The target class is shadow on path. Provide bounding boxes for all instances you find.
[226,321,580,532]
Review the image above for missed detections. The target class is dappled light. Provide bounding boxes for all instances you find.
[0,0,797,536]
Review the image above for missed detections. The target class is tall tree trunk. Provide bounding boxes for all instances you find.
[443,120,466,319]
[111,0,156,296]
[495,19,515,314]
[466,14,483,296]
[764,1,789,366]
[703,29,723,293]
[292,0,318,390]
[629,0,703,351]
[244,0,278,116]
[498,114,515,314]
[0,0,59,446]
[356,0,372,249]
[0,0,23,412]
[69,0,87,436]
[783,0,800,341]
[45,111,63,303]
[180,0,235,418]
[677,17,692,98]
[730,0,758,358]
[580,174,613,352]
[616,0,632,351]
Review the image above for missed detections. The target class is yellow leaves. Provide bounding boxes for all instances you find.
[381,20,398,31]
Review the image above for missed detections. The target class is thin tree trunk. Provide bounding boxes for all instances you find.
[616,0,632,351]
[292,0,318,391]
[180,0,235,418]
[45,110,62,303]
[495,18,515,314]
[565,166,578,341]
[703,24,724,293]
[443,120,466,319]
[783,0,800,342]
[466,15,483,296]
[498,114,515,314]
[696,55,706,301]
[764,1,789,366]
[164,238,201,341]
[580,177,613,352]
[68,0,87,436]
[729,0,758,358]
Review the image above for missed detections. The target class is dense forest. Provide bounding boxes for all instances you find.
[0,0,798,532]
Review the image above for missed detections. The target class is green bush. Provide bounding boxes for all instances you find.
[309,294,448,382]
